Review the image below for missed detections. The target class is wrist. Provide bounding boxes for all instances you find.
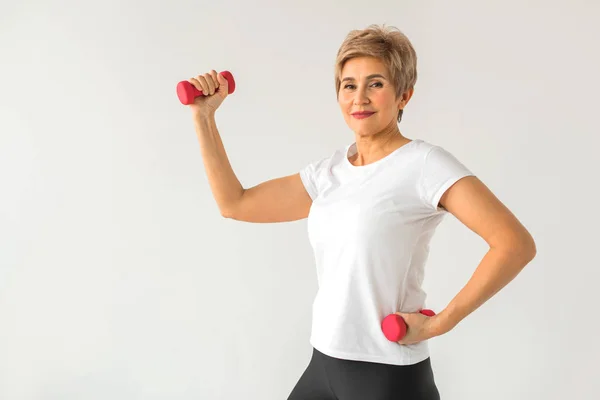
[192,108,216,121]
[434,308,458,336]
[429,311,457,337]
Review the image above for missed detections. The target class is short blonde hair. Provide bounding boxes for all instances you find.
[334,24,418,123]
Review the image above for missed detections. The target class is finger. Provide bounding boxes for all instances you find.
[202,72,216,95]
[188,77,203,92]
[195,75,210,95]
[216,72,229,96]
[208,70,219,94]
[395,312,409,321]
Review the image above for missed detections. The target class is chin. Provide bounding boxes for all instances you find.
[351,122,379,135]
[353,128,377,137]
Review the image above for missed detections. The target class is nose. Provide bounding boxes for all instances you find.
[353,87,370,105]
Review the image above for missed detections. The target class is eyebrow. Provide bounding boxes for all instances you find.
[341,74,387,82]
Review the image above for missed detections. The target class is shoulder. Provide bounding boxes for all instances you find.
[410,139,466,167]
[415,140,475,210]
[410,139,447,158]
[303,143,350,170]
[298,144,348,200]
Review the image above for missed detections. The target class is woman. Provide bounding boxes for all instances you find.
[186,24,536,400]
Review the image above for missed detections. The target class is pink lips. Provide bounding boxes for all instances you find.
[352,112,375,119]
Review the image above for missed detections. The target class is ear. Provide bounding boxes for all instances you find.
[399,88,415,109]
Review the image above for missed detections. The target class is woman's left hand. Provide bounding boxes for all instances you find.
[394,312,442,345]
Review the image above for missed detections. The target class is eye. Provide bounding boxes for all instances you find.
[343,81,383,89]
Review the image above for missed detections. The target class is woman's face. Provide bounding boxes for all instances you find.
[338,56,412,138]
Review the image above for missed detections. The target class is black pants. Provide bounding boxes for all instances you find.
[287,347,440,400]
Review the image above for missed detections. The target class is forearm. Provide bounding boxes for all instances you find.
[434,242,536,336]
[193,111,244,215]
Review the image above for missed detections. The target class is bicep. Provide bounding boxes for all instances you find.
[439,176,536,255]
[227,173,312,223]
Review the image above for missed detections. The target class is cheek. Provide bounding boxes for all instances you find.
[338,98,352,112]
[373,92,394,106]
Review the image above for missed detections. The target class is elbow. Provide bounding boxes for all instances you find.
[220,207,235,219]
[520,230,537,261]
[219,199,241,220]
[527,237,537,261]
[492,229,537,264]
[518,243,536,265]
[220,190,245,220]
[508,231,537,264]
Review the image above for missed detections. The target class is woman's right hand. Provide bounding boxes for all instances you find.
[187,70,230,117]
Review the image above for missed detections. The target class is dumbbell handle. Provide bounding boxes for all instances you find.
[381,309,436,342]
[176,71,236,105]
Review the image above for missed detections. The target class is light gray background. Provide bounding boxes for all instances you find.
[1,0,599,399]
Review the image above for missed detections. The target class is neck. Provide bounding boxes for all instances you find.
[350,123,409,166]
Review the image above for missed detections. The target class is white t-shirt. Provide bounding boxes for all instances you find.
[299,138,474,366]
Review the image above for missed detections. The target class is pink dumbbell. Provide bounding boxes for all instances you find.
[381,309,436,342]
[176,70,236,105]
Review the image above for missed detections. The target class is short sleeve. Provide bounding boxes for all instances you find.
[299,153,332,201]
[419,146,474,211]
[299,161,318,200]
